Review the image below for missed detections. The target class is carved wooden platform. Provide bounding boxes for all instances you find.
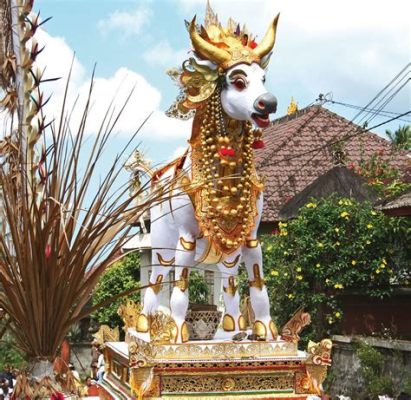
[98,329,332,399]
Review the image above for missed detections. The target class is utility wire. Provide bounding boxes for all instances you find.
[327,100,411,123]
[261,63,411,169]
[353,62,410,124]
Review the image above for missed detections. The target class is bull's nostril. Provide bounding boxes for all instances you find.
[254,93,277,114]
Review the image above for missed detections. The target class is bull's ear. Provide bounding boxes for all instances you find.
[261,51,272,70]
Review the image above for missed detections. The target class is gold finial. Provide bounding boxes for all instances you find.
[204,0,218,28]
[287,97,298,115]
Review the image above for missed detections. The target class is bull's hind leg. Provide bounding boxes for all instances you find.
[170,231,197,343]
[242,239,278,340]
[137,211,176,334]
[217,250,246,332]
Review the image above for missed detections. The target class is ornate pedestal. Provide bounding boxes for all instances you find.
[99,329,331,399]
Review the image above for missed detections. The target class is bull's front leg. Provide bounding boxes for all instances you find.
[217,250,246,332]
[242,239,278,340]
[170,232,197,343]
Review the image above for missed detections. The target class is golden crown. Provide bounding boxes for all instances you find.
[188,2,279,71]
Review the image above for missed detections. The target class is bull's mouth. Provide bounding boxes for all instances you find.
[251,113,270,128]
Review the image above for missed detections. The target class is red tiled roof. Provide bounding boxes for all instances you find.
[255,105,410,222]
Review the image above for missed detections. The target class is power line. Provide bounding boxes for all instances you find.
[353,62,410,124]
[260,63,411,169]
[327,99,411,123]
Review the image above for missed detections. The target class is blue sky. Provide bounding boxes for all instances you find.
[32,0,410,170]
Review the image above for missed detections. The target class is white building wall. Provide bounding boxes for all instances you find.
[124,233,224,312]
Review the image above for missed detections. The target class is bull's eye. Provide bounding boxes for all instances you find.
[232,77,247,91]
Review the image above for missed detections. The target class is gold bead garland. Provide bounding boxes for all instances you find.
[191,86,261,254]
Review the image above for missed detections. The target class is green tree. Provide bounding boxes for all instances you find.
[0,331,27,370]
[188,272,210,304]
[92,251,140,329]
[262,196,410,343]
[385,124,411,150]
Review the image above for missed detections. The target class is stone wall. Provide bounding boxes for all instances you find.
[327,335,411,397]
[70,342,93,379]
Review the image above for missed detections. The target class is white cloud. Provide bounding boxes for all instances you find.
[143,40,189,67]
[98,6,152,37]
[175,0,411,114]
[32,29,191,140]
[171,145,188,160]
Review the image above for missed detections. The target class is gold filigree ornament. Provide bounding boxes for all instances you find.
[222,377,236,391]
[304,339,333,395]
[93,324,119,344]
[188,13,279,71]
[149,311,178,344]
[281,306,311,343]
[117,300,142,331]
[128,341,154,400]
[166,58,219,120]
[223,276,238,296]
[180,236,196,251]
[164,6,279,261]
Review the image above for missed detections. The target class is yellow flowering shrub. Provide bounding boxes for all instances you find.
[262,195,410,342]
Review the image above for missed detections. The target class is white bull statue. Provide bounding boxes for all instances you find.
[137,7,280,343]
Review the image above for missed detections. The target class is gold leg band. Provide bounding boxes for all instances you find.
[246,238,259,248]
[157,252,175,266]
[149,275,164,295]
[175,267,189,292]
[180,237,196,251]
[223,276,238,296]
[222,254,241,268]
[248,264,265,290]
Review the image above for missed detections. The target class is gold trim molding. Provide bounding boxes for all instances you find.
[180,237,196,251]
[246,239,259,248]
[222,254,241,268]
[157,252,175,266]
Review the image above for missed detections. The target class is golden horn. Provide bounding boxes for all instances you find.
[189,16,231,65]
[253,14,280,59]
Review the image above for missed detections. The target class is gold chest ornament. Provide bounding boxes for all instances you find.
[183,88,263,264]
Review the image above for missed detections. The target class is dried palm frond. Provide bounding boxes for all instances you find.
[0,0,181,370]
[0,73,174,361]
[0,0,13,90]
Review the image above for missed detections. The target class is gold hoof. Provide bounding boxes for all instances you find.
[222,314,235,332]
[238,315,247,331]
[253,320,267,340]
[181,321,190,343]
[136,313,149,333]
[269,320,278,339]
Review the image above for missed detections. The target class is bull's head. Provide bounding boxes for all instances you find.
[188,14,279,128]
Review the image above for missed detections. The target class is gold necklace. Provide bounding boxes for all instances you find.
[190,87,261,255]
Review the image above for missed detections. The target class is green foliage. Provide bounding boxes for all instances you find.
[349,150,410,198]
[92,251,140,328]
[0,331,27,370]
[356,342,411,398]
[385,124,411,151]
[262,195,410,342]
[357,343,392,396]
[66,322,82,343]
[188,271,210,304]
